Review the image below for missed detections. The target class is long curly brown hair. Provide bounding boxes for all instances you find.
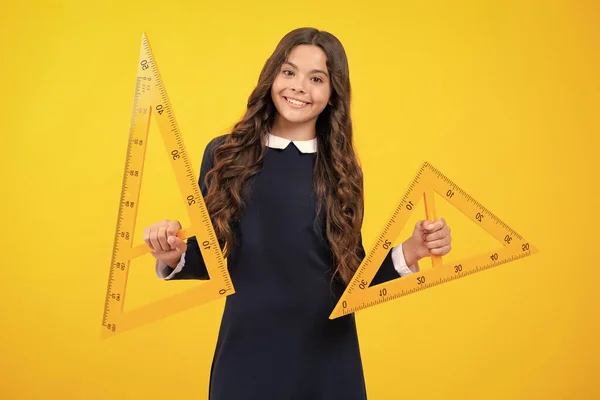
[203,27,365,285]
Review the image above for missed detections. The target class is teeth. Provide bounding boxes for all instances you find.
[286,97,307,106]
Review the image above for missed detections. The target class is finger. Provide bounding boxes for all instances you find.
[166,220,180,238]
[414,220,427,234]
[425,230,451,247]
[427,218,446,232]
[438,217,446,228]
[149,227,161,253]
[157,225,170,251]
[430,244,451,255]
[422,220,436,230]
[425,238,448,250]
[424,230,442,242]
[422,220,436,232]
[425,226,451,242]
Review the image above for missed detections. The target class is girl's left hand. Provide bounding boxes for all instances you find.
[404,218,452,265]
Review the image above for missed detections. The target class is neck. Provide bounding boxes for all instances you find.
[270,114,317,141]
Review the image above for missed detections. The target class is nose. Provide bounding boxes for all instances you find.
[291,77,305,93]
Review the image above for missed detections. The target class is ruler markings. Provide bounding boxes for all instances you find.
[329,163,538,319]
[101,33,234,339]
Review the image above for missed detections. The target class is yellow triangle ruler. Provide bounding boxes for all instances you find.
[101,33,235,339]
[329,162,539,319]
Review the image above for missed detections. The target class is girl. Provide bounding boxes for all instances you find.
[144,27,451,400]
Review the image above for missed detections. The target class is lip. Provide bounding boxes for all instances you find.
[283,96,311,108]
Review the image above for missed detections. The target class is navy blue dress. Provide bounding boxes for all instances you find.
[162,134,400,399]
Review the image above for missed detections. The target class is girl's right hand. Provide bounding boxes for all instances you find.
[143,219,187,267]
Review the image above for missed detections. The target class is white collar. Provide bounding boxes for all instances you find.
[265,133,317,153]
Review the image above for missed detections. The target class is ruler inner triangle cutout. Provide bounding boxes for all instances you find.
[329,162,539,319]
[101,33,235,339]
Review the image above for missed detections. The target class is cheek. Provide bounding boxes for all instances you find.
[312,87,331,107]
[271,81,284,109]
[271,77,283,96]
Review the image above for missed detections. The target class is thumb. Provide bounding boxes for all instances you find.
[167,236,186,253]
[414,220,429,234]
[413,220,434,241]
[422,219,436,231]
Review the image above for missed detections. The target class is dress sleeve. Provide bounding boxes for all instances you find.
[358,232,398,286]
[358,232,418,286]
[154,134,226,280]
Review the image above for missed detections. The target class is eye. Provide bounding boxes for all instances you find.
[282,69,294,76]
[311,76,323,83]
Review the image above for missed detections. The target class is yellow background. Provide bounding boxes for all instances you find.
[2,0,598,398]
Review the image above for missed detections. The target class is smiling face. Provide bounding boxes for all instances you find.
[270,44,332,130]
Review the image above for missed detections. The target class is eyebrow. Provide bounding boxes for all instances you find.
[283,61,329,77]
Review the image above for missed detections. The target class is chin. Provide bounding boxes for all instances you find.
[277,111,315,124]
